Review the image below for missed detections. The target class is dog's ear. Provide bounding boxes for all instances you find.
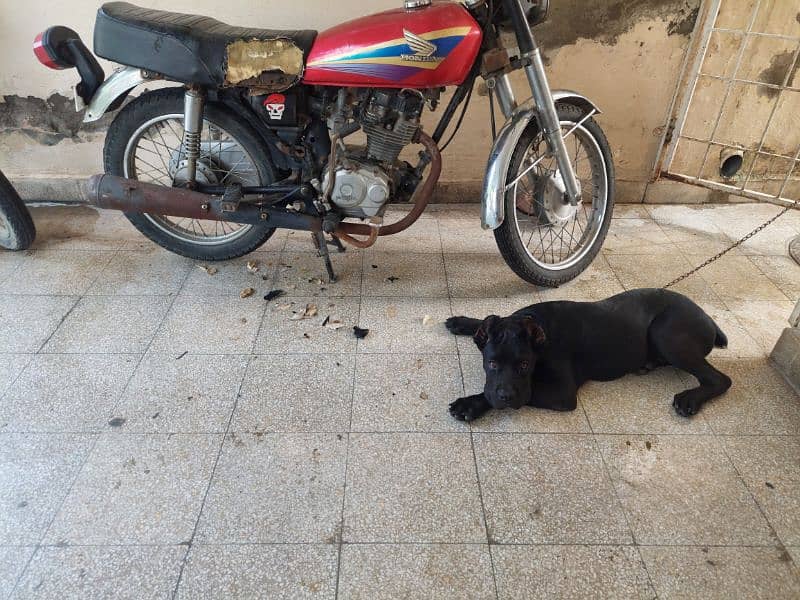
[522,317,546,345]
[473,315,500,350]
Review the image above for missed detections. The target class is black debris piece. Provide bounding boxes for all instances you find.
[322,315,330,327]
[353,326,370,339]
[264,289,286,302]
[108,417,126,427]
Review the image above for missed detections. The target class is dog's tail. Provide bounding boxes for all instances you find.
[713,321,728,349]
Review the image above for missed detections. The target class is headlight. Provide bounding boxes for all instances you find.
[524,0,550,26]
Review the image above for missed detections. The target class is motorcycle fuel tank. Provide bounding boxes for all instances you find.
[303,1,483,88]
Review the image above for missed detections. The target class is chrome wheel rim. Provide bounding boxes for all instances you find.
[123,114,260,245]
[510,121,608,270]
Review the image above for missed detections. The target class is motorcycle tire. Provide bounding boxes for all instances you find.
[104,87,276,261]
[494,103,615,287]
[0,168,36,251]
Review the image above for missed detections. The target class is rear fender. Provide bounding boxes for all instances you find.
[83,66,150,122]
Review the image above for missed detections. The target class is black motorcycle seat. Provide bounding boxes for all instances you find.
[94,2,317,88]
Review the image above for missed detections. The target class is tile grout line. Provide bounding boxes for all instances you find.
[170,233,287,597]
[169,354,257,599]
[8,251,193,597]
[334,241,364,600]
[581,400,660,600]
[712,435,800,578]
[440,216,501,600]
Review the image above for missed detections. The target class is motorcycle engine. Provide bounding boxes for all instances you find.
[324,90,423,218]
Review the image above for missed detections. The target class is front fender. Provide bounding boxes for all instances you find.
[83,66,150,123]
[480,90,601,230]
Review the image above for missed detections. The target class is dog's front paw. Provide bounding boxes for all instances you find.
[449,395,489,422]
[673,390,700,417]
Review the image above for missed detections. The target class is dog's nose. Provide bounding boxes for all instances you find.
[495,389,512,406]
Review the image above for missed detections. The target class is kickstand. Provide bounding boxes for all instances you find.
[328,235,346,253]
[314,230,337,282]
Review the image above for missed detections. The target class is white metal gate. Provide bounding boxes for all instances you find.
[657,0,800,206]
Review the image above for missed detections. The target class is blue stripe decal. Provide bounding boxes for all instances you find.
[328,35,465,62]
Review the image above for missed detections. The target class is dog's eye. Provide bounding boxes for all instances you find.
[520,361,529,370]
[488,360,498,369]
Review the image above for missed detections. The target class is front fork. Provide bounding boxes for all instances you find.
[498,0,581,206]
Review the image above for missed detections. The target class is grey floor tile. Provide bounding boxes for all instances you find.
[698,301,766,358]
[351,354,467,433]
[640,545,800,600]
[439,218,500,254]
[0,354,33,398]
[367,217,442,254]
[709,210,799,256]
[277,251,362,296]
[702,357,800,435]
[0,434,95,544]
[254,296,360,354]
[181,254,279,297]
[0,354,137,433]
[647,204,738,257]
[444,253,536,299]
[724,299,796,355]
[177,544,337,599]
[283,228,325,253]
[0,545,35,598]
[474,434,631,544]
[689,255,790,302]
[356,298,455,354]
[461,353,591,433]
[615,204,652,219]
[536,254,625,302]
[150,296,265,355]
[42,296,172,354]
[0,251,26,280]
[45,434,220,545]
[113,354,249,433]
[338,543,495,600]
[724,436,800,546]
[196,433,346,543]
[363,252,447,298]
[603,218,676,255]
[0,250,113,295]
[580,368,711,434]
[86,249,192,296]
[492,545,654,600]
[27,206,138,251]
[14,546,184,600]
[605,252,721,304]
[344,433,485,543]
[233,354,353,433]
[0,295,77,353]
[449,297,537,356]
[748,255,800,301]
[597,435,774,545]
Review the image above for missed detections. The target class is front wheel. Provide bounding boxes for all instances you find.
[494,103,615,287]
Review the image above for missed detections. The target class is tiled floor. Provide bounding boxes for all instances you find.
[1,203,800,599]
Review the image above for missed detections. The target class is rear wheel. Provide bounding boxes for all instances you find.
[0,169,35,251]
[104,87,276,260]
[494,103,615,287]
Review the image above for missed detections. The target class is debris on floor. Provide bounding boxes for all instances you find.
[264,289,285,302]
[291,303,318,320]
[246,260,259,274]
[197,264,218,275]
[240,287,255,299]
[353,326,369,339]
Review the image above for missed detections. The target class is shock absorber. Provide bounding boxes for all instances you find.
[182,87,205,185]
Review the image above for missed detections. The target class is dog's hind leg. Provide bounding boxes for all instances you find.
[445,316,483,336]
[650,318,731,416]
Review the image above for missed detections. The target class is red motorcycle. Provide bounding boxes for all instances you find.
[33,0,614,285]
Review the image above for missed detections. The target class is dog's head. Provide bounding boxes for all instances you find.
[473,314,546,410]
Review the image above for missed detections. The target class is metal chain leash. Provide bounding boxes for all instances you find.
[663,204,795,289]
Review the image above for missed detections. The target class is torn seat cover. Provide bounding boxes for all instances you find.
[94,2,316,91]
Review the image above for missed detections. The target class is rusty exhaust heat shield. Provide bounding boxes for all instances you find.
[83,174,322,230]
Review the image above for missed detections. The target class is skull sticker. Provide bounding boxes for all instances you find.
[263,93,286,120]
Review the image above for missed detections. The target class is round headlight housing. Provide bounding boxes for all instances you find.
[523,0,550,26]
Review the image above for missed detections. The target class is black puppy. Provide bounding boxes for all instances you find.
[446,288,731,421]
